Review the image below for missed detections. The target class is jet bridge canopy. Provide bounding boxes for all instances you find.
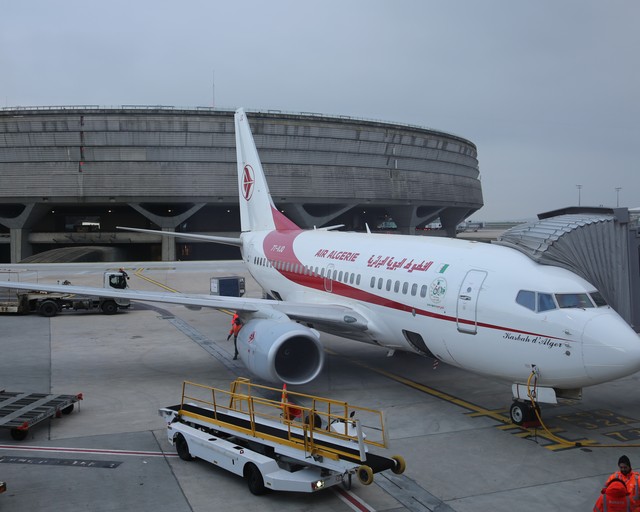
[494,208,638,330]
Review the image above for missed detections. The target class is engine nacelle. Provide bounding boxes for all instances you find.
[236,318,324,385]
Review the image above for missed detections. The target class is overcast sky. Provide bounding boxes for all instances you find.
[2,0,638,221]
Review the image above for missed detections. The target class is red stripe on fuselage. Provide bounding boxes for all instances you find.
[261,229,569,342]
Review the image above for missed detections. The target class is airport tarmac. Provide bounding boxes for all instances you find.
[1,260,639,511]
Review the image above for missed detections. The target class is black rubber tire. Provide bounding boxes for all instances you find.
[101,300,118,315]
[342,472,353,490]
[245,463,267,495]
[62,404,74,415]
[175,434,193,461]
[391,455,406,475]
[510,401,539,425]
[357,465,374,485]
[10,428,28,441]
[510,401,526,425]
[38,300,58,317]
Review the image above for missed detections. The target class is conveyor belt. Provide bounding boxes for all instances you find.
[171,403,394,473]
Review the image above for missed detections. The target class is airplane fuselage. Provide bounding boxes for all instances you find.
[242,227,640,390]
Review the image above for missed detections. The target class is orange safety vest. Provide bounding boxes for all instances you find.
[594,479,631,512]
[229,323,242,337]
[606,472,640,511]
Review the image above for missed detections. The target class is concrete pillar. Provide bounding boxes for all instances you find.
[0,204,47,263]
[161,228,176,261]
[10,228,32,263]
[386,206,437,235]
[284,203,353,229]
[128,202,206,261]
[440,208,473,238]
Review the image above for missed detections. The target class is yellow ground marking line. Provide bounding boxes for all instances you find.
[363,365,510,423]
[131,268,235,315]
[353,362,598,450]
[133,268,179,292]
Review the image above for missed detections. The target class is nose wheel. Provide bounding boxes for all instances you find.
[509,400,540,426]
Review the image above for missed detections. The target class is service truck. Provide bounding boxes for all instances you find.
[159,379,406,495]
[0,270,130,317]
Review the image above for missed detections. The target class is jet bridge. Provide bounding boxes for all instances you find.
[494,207,640,332]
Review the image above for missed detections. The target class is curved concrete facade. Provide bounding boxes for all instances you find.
[0,106,482,262]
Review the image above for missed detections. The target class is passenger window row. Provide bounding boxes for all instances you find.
[369,276,426,298]
[253,256,362,286]
[253,255,428,297]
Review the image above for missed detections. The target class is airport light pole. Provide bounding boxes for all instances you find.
[576,184,582,206]
[615,187,621,207]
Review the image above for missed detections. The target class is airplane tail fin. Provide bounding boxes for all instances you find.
[234,108,299,233]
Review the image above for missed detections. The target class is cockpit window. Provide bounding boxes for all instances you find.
[555,293,594,309]
[516,290,535,311]
[537,293,556,312]
[589,291,608,307]
[516,290,558,313]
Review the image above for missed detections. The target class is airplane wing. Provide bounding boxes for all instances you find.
[0,280,369,333]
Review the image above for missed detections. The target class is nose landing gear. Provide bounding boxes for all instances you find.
[509,400,541,427]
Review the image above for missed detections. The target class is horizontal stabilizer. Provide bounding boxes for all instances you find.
[116,226,242,247]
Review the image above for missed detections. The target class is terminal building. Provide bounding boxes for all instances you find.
[0,106,483,263]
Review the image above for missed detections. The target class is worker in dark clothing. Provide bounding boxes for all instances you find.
[227,317,242,360]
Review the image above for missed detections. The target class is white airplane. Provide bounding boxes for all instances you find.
[2,108,639,425]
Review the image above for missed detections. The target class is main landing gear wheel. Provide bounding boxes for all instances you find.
[509,401,539,426]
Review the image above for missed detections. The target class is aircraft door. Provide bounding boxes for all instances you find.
[456,270,487,334]
[324,264,335,293]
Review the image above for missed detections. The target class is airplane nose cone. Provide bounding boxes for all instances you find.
[582,313,640,383]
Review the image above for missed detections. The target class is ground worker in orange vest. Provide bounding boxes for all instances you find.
[594,478,631,512]
[605,456,640,511]
[227,317,242,360]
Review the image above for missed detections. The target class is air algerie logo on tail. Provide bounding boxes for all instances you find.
[242,164,255,201]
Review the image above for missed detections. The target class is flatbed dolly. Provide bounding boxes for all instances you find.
[159,378,406,495]
[0,390,83,440]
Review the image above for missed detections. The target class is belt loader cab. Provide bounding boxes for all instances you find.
[101,269,131,309]
[0,270,130,317]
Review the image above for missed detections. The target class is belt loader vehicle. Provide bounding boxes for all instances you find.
[159,378,406,495]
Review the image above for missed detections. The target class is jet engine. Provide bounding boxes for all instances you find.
[236,319,324,385]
